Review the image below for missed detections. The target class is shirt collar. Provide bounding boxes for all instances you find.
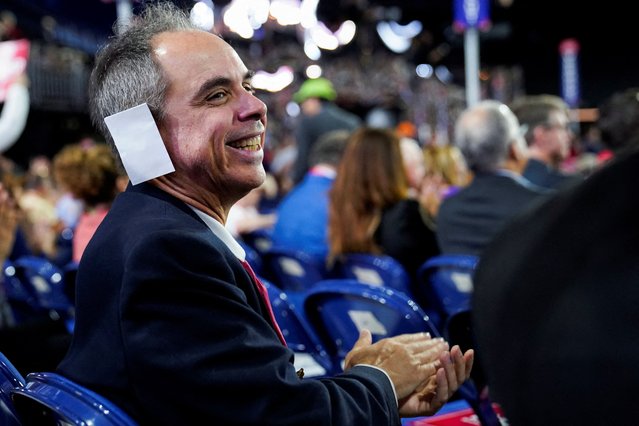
[188,206,246,261]
[309,165,337,179]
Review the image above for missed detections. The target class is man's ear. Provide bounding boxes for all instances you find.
[508,138,529,171]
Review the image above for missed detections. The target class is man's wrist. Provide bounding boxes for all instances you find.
[353,364,398,406]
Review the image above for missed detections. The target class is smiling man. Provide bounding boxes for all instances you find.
[56,3,473,425]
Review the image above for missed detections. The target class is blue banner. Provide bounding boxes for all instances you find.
[559,39,581,108]
[453,0,491,30]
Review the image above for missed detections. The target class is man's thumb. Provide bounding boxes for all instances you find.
[352,329,372,350]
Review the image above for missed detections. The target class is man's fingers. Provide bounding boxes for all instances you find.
[451,346,466,381]
[431,368,448,411]
[463,349,475,380]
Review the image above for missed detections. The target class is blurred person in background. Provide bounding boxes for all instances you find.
[226,174,277,240]
[14,155,67,264]
[436,100,548,256]
[420,143,471,220]
[291,77,362,184]
[597,86,639,160]
[272,129,351,259]
[53,143,124,263]
[510,94,581,190]
[328,127,440,282]
[400,136,427,199]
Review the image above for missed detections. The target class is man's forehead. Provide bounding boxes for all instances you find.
[152,30,227,55]
[152,30,248,79]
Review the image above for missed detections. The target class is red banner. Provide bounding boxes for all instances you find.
[0,39,30,102]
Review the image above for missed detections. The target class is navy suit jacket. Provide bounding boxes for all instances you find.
[436,172,548,256]
[522,158,582,190]
[57,182,399,425]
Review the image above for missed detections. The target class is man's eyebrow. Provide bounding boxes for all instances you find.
[191,71,256,103]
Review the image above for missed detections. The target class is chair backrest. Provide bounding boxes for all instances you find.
[417,254,479,318]
[2,260,36,320]
[12,255,74,313]
[12,372,138,426]
[0,352,25,426]
[241,228,274,256]
[262,278,336,376]
[262,247,328,293]
[303,279,440,366]
[333,253,412,296]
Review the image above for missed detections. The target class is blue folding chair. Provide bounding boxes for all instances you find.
[262,247,328,294]
[0,352,24,426]
[332,253,412,296]
[11,372,138,426]
[9,256,76,333]
[240,228,274,256]
[2,260,31,325]
[263,278,336,376]
[417,254,479,320]
[302,279,439,368]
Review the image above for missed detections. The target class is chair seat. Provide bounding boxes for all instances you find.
[12,372,138,426]
[0,352,25,426]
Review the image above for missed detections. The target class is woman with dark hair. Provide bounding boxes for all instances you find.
[328,127,440,281]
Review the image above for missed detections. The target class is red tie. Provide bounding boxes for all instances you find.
[240,260,287,346]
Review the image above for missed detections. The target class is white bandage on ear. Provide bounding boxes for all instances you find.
[104,103,175,185]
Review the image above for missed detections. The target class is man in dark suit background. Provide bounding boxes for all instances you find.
[56,3,473,425]
[510,94,582,190]
[436,100,548,256]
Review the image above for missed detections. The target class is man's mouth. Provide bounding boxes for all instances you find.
[226,135,262,151]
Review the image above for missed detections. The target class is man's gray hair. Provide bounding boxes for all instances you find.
[454,100,521,173]
[89,2,200,148]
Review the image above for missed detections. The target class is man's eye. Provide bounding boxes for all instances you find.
[207,91,226,101]
[244,85,255,94]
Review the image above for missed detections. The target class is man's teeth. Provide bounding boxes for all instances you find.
[229,136,261,151]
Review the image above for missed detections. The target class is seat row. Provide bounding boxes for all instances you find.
[0,254,501,425]
[242,238,479,333]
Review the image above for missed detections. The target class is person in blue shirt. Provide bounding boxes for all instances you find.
[272,129,351,258]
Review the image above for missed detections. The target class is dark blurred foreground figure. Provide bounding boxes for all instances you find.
[472,148,639,425]
[57,3,473,425]
[597,86,639,156]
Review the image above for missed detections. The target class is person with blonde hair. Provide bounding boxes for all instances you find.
[420,144,471,219]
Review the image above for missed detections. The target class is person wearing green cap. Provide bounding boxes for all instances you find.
[291,77,362,184]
